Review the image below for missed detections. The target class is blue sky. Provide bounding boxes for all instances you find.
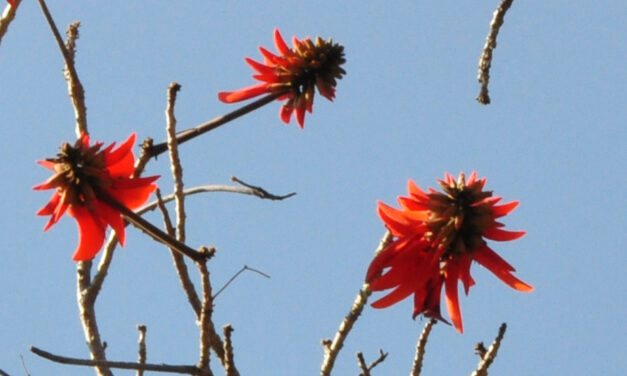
[1,1,625,375]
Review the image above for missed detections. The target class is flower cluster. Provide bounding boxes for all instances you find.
[219,29,346,128]
[35,133,158,261]
[366,172,532,332]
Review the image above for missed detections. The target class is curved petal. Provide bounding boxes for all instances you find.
[218,83,269,103]
[371,283,416,309]
[245,57,275,74]
[444,268,463,333]
[93,200,126,246]
[279,105,293,124]
[273,29,290,55]
[492,201,519,217]
[484,227,526,241]
[473,247,533,292]
[68,206,106,261]
[106,180,157,210]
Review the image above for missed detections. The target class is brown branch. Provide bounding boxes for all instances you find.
[320,231,393,376]
[357,349,388,376]
[231,176,297,200]
[476,0,516,105]
[222,325,239,376]
[156,190,203,316]
[19,354,31,376]
[471,323,507,376]
[147,92,283,158]
[136,325,147,376]
[356,352,370,376]
[30,346,199,374]
[165,82,187,243]
[76,261,113,376]
[196,260,215,376]
[0,0,20,46]
[213,265,271,299]
[37,0,87,135]
[138,182,296,216]
[410,319,437,376]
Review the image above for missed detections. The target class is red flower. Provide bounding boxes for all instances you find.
[366,172,533,333]
[218,29,346,128]
[34,133,159,261]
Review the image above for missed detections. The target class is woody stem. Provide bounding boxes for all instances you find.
[147,92,283,158]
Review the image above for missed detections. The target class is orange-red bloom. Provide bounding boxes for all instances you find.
[34,133,159,261]
[218,29,346,128]
[366,172,533,333]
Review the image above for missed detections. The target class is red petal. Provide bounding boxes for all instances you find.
[218,83,269,103]
[371,283,416,309]
[273,29,290,55]
[466,171,478,186]
[295,106,306,128]
[407,180,429,201]
[279,105,292,124]
[473,247,534,292]
[245,57,275,74]
[93,200,126,246]
[106,179,157,210]
[36,160,56,170]
[104,134,136,177]
[492,201,519,217]
[444,268,463,333]
[484,227,526,241]
[68,206,106,261]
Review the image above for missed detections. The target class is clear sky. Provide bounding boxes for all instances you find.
[1,1,625,375]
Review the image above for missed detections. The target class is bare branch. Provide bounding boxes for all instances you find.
[147,92,283,158]
[136,325,147,376]
[356,352,370,376]
[222,325,239,376]
[37,0,87,135]
[76,261,113,376]
[410,319,437,376]
[357,349,388,376]
[476,0,516,105]
[0,368,9,376]
[213,265,271,299]
[231,176,296,200]
[165,82,187,243]
[156,190,202,316]
[138,181,296,217]
[30,346,199,374]
[320,231,393,376]
[471,323,507,376]
[196,260,215,376]
[0,0,20,46]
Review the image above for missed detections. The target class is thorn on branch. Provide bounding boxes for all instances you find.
[231,176,296,200]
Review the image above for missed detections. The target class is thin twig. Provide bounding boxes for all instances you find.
[156,190,202,315]
[147,92,283,158]
[165,82,187,243]
[0,368,9,376]
[356,353,370,376]
[137,182,296,216]
[232,176,297,200]
[0,0,20,46]
[37,0,87,135]
[98,190,209,262]
[30,346,199,374]
[357,349,388,376]
[470,323,507,376]
[320,231,393,376]
[222,325,239,376]
[20,354,31,376]
[196,261,215,376]
[476,0,516,105]
[213,265,271,299]
[410,319,437,376]
[136,325,147,376]
[76,261,113,376]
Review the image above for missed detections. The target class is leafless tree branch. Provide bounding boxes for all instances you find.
[320,231,393,376]
[136,325,147,376]
[0,0,20,46]
[30,346,199,374]
[222,325,239,376]
[213,265,271,299]
[410,319,437,376]
[147,92,284,158]
[471,323,507,376]
[476,0,515,105]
